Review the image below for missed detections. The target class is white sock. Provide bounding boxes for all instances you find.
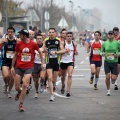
[95,78,99,84]
[115,80,117,85]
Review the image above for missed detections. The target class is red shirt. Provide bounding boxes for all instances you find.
[115,36,120,41]
[115,36,120,57]
[91,41,102,61]
[15,40,39,68]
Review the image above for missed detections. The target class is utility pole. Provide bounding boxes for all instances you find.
[5,0,8,32]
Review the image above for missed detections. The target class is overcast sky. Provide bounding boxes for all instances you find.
[15,0,120,30]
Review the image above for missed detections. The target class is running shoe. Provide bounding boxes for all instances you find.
[111,79,115,84]
[40,85,44,93]
[66,92,71,97]
[61,85,65,94]
[94,84,98,90]
[19,103,24,112]
[15,92,21,101]
[114,85,118,90]
[89,78,93,84]
[28,84,32,91]
[49,94,55,102]
[107,90,110,96]
[3,84,8,94]
[7,92,12,98]
[44,89,47,93]
[35,93,38,98]
[26,87,29,95]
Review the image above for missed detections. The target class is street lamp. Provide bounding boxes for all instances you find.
[69,1,74,30]
[78,6,82,31]
[5,0,8,32]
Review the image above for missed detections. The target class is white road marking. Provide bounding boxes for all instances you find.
[80,61,84,64]
[86,57,89,60]
[56,80,61,85]
[74,66,78,69]
[74,69,104,71]
[54,92,70,99]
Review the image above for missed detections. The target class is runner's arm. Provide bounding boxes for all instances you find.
[100,43,105,56]
[38,48,44,65]
[56,41,69,54]
[11,52,17,67]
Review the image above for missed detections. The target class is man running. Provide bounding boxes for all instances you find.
[113,27,120,90]
[100,31,120,96]
[11,29,44,111]
[42,28,69,101]
[60,32,78,96]
[0,27,16,98]
[32,34,46,98]
[88,31,103,90]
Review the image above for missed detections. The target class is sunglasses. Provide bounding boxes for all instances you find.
[108,33,113,35]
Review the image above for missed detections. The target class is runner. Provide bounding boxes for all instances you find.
[102,28,107,41]
[42,28,69,101]
[32,34,46,98]
[100,30,120,96]
[0,27,16,98]
[113,27,120,90]
[60,32,78,96]
[11,29,44,111]
[88,31,103,90]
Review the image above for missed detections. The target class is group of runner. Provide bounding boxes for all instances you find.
[0,27,78,111]
[87,27,120,96]
[0,26,120,111]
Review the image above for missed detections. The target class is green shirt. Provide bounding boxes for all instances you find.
[102,32,107,41]
[100,40,120,63]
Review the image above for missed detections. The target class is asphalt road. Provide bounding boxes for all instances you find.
[0,45,120,120]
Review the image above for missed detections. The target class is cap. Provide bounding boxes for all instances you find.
[108,31,114,34]
[113,27,119,31]
[18,29,29,36]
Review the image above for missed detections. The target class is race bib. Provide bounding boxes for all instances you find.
[49,48,57,58]
[93,48,100,55]
[21,53,31,62]
[6,51,14,58]
[107,53,114,60]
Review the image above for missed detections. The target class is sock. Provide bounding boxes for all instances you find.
[115,80,117,85]
[95,77,99,84]
[91,73,94,79]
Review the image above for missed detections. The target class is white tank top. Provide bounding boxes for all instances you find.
[34,48,46,64]
[61,41,74,63]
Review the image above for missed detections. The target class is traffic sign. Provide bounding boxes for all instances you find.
[44,21,49,30]
[0,12,2,22]
[44,11,50,20]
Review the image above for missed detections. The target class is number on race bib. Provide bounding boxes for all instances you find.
[21,53,31,62]
[6,51,14,58]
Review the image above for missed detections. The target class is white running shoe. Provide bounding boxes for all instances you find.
[7,92,12,98]
[35,93,39,98]
[107,90,110,96]
[44,89,47,93]
[49,94,55,102]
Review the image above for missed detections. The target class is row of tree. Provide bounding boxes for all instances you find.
[0,0,74,32]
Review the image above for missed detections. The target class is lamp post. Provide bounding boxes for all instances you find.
[78,6,82,31]
[69,1,74,30]
[5,0,8,32]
